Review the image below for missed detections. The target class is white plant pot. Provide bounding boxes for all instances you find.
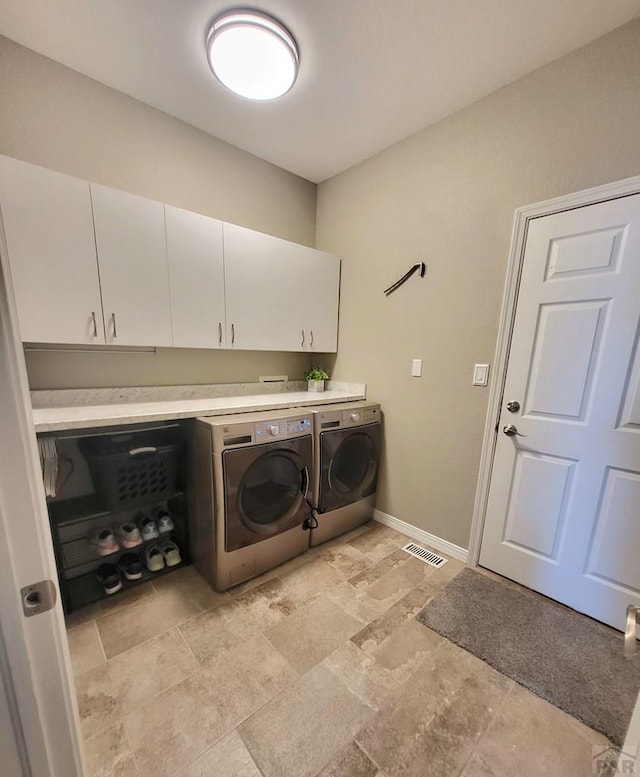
[307,379,325,392]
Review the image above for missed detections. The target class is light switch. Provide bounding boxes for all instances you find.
[411,359,423,377]
[473,363,489,386]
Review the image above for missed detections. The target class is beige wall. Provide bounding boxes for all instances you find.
[317,19,640,549]
[0,36,316,389]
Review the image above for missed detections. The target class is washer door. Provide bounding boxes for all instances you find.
[223,436,312,551]
[319,424,380,512]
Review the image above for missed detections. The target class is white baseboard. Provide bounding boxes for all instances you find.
[373,509,468,564]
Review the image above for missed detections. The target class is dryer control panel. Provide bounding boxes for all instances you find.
[342,407,379,426]
[315,402,381,431]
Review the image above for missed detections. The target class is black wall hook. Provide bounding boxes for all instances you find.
[383,262,426,296]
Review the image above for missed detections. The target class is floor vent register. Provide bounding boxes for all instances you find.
[401,542,447,568]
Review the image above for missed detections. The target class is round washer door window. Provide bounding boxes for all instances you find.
[239,451,302,529]
[329,433,375,495]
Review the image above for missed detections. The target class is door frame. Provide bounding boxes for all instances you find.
[468,173,640,568]
[0,212,84,774]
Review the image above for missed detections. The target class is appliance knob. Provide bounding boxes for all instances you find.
[350,413,360,422]
[269,425,279,436]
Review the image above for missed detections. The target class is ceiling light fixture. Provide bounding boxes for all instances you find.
[206,9,299,101]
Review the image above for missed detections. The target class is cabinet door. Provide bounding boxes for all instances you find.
[0,156,105,344]
[223,223,305,351]
[91,184,173,347]
[299,248,341,353]
[165,205,225,348]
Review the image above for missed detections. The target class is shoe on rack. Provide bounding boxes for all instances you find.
[153,507,173,534]
[97,563,122,595]
[116,522,143,548]
[137,513,159,541]
[154,508,174,535]
[145,544,165,573]
[88,527,118,556]
[160,540,182,568]
[119,552,144,581]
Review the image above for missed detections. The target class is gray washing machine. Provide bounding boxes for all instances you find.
[310,401,381,546]
[189,408,313,591]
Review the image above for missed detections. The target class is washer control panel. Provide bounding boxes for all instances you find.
[254,416,312,440]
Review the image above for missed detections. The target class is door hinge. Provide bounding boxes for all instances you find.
[20,580,57,618]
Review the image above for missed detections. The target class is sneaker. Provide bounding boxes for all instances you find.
[137,513,159,541]
[160,540,181,568]
[119,552,144,581]
[116,522,143,548]
[144,544,165,573]
[97,563,122,595]
[154,508,174,534]
[88,527,118,556]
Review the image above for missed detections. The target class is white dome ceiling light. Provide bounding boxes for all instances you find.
[206,9,299,101]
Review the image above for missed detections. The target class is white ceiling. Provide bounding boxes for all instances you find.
[1,1,639,182]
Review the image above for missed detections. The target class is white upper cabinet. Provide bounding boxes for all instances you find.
[295,247,340,353]
[165,205,226,349]
[223,223,340,352]
[0,156,105,344]
[91,184,173,347]
[0,156,340,353]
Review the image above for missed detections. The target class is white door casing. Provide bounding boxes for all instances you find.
[478,189,640,631]
[0,209,84,775]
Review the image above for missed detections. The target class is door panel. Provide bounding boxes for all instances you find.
[480,192,640,630]
[524,300,609,420]
[0,155,105,345]
[502,451,575,561]
[222,436,312,550]
[585,468,640,593]
[223,222,304,351]
[165,205,225,348]
[91,184,173,347]
[545,225,625,279]
[619,332,640,429]
[319,425,380,512]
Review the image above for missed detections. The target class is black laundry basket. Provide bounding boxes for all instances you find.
[79,427,183,510]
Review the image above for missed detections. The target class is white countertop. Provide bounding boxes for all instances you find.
[32,388,366,433]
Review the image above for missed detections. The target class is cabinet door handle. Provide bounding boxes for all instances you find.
[218,322,222,345]
[111,313,117,339]
[231,323,235,344]
[91,311,98,338]
[301,329,305,347]
[310,329,314,347]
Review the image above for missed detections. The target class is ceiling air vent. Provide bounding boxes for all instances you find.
[402,542,447,568]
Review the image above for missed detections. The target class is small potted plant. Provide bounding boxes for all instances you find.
[304,366,329,392]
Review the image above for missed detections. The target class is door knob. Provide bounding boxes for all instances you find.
[506,400,520,413]
[503,424,526,437]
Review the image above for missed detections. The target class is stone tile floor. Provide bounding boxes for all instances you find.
[66,522,610,777]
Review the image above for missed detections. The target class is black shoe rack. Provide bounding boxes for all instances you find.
[44,422,191,614]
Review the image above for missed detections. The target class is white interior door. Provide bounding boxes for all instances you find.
[480,193,640,631]
[0,215,84,775]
